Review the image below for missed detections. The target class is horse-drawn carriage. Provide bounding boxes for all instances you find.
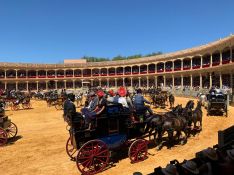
[0,108,18,146]
[207,92,228,117]
[66,104,150,175]
[151,90,168,108]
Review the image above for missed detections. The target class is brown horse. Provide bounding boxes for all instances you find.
[191,101,203,130]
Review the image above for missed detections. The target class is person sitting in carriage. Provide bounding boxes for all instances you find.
[82,90,107,130]
[133,88,153,116]
[107,89,119,104]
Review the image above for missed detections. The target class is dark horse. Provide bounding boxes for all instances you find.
[191,101,203,131]
[169,94,175,109]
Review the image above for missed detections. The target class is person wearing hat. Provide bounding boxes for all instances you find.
[107,89,118,104]
[133,88,153,115]
[181,160,199,175]
[117,87,129,110]
[82,90,107,130]
[161,164,179,175]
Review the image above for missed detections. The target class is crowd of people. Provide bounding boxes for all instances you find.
[63,87,153,130]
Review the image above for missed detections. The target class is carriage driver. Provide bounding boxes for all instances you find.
[63,93,76,122]
[133,88,153,115]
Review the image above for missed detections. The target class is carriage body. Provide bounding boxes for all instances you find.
[207,93,228,117]
[67,104,148,175]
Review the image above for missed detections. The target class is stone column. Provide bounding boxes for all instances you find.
[99,79,101,87]
[190,74,193,90]
[26,81,29,91]
[209,73,212,88]
[146,76,149,89]
[172,61,174,71]
[64,80,67,89]
[36,70,38,78]
[36,81,39,91]
[26,70,28,78]
[201,56,203,67]
[15,69,18,79]
[155,76,157,88]
[4,70,6,79]
[122,77,125,87]
[191,59,193,69]
[107,78,109,88]
[138,77,141,88]
[91,79,93,87]
[15,81,18,91]
[4,82,7,89]
[172,75,175,89]
[181,75,184,88]
[81,79,84,88]
[115,78,117,88]
[200,73,202,88]
[210,54,213,67]
[163,75,166,87]
[55,80,58,89]
[220,72,222,88]
[130,77,133,87]
[73,80,75,89]
[45,70,48,77]
[181,60,183,70]
[73,69,75,77]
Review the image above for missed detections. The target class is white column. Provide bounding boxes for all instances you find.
[163,75,166,87]
[181,59,183,70]
[115,78,117,88]
[172,61,174,71]
[146,76,149,89]
[99,79,101,87]
[26,81,29,91]
[4,70,6,79]
[220,72,222,88]
[4,82,7,89]
[220,51,223,65]
[122,77,125,87]
[190,74,193,89]
[107,78,109,88]
[15,81,18,91]
[91,79,93,87]
[201,56,203,67]
[210,54,213,67]
[172,75,175,89]
[138,77,141,87]
[130,77,133,87]
[36,81,39,91]
[64,80,67,89]
[155,76,157,88]
[45,70,48,77]
[55,80,58,89]
[81,79,84,87]
[36,70,38,78]
[209,73,212,88]
[73,80,75,89]
[200,73,202,88]
[181,75,184,88]
[15,69,18,78]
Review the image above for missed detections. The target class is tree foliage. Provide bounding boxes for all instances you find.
[82,51,162,62]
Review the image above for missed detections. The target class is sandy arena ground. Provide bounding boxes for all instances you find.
[1,97,234,175]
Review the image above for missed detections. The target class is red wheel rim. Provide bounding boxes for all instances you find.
[128,139,148,163]
[6,122,18,139]
[76,139,109,175]
[66,137,77,159]
[0,128,8,146]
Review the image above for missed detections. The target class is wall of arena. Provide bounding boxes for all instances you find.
[1,35,234,99]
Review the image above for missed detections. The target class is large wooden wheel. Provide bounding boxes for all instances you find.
[11,104,20,111]
[128,139,148,163]
[22,102,31,109]
[76,139,110,175]
[66,137,77,160]
[0,127,8,146]
[6,122,18,139]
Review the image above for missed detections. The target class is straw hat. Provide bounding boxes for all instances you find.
[202,147,218,161]
[181,160,199,174]
[97,90,105,97]
[162,164,179,175]
[118,87,126,97]
[227,149,234,160]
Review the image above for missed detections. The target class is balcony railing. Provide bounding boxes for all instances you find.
[124,72,131,75]
[74,74,82,77]
[165,68,172,72]
[212,61,220,66]
[117,72,123,75]
[28,75,36,78]
[140,71,147,74]
[192,65,201,69]
[47,75,55,78]
[174,67,181,71]
[109,73,115,76]
[18,76,26,78]
[183,66,191,70]
[57,75,64,78]
[101,73,107,76]
[148,70,155,73]
[92,73,99,77]
[157,69,164,73]
[132,72,139,74]
[222,59,230,64]
[66,74,73,77]
[38,75,46,78]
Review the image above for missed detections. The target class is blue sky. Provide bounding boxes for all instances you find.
[0,0,234,63]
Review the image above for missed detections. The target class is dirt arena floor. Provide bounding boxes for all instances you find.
[1,97,234,175]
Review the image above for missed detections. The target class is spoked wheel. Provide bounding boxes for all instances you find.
[76,139,110,175]
[55,103,63,110]
[66,137,77,160]
[11,104,20,111]
[128,139,148,163]
[6,122,18,139]
[0,128,8,146]
[22,102,32,109]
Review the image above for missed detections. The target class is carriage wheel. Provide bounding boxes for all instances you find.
[128,139,148,163]
[76,139,110,175]
[66,137,77,160]
[0,128,8,146]
[12,104,19,111]
[6,122,18,139]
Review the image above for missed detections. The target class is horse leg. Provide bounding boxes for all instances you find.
[167,131,174,149]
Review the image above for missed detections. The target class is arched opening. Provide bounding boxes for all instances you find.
[28,70,36,78]
[48,80,55,89]
[101,79,107,87]
[212,51,220,66]
[157,62,164,73]
[38,70,46,78]
[165,77,172,87]
[174,60,181,71]
[141,77,147,88]
[6,70,16,78]
[0,82,5,89]
[192,56,201,69]
[174,77,181,87]
[202,54,211,68]
[148,77,155,87]
[192,76,200,88]
[222,47,231,64]
[17,70,26,78]
[57,70,64,78]
[124,78,131,87]
[116,67,123,75]
[18,82,27,91]
[140,65,147,74]
[92,69,100,77]
[47,70,55,78]
[117,79,123,87]
[7,82,16,90]
[132,66,139,74]
[165,61,172,72]
[124,66,131,75]
[148,64,155,73]
[83,69,91,77]
[222,74,230,88]
[75,80,82,88]
[38,82,46,90]
[65,69,73,77]
[93,79,99,87]
[74,69,82,77]
[108,67,115,76]
[183,58,191,70]
[132,78,139,88]
[183,76,190,87]
[57,81,65,89]
[109,79,115,87]
[66,81,73,89]
[0,70,5,78]
[100,68,107,76]
[28,82,37,91]
[157,76,164,87]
